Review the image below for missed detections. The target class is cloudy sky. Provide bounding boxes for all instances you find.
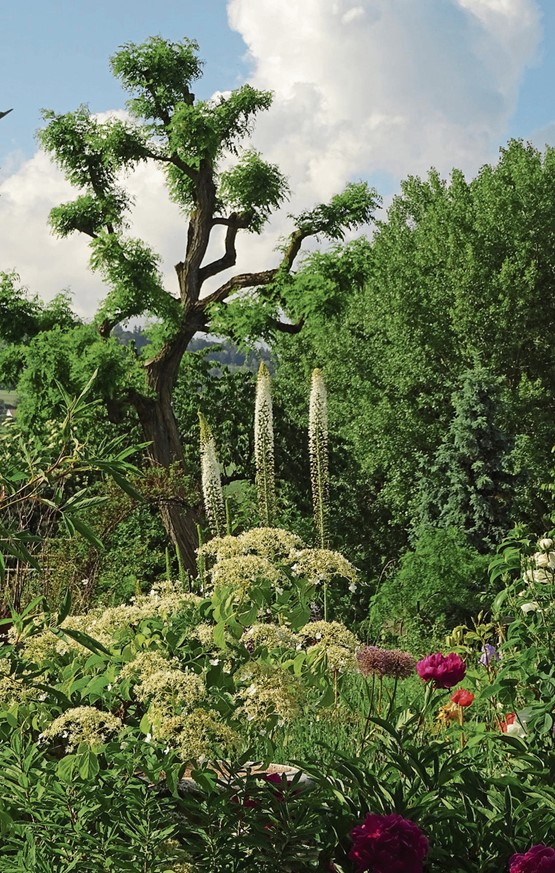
[1,0,555,318]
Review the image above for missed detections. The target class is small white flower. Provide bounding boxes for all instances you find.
[521,601,539,614]
[533,551,555,570]
[209,658,220,666]
[145,732,152,743]
[506,721,527,739]
[348,582,357,593]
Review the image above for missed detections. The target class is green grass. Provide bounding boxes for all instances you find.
[0,389,17,404]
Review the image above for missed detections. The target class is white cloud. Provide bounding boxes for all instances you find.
[0,1,544,317]
[228,0,541,186]
[0,150,193,320]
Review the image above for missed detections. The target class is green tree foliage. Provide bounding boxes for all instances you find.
[368,527,490,651]
[274,140,555,580]
[36,36,378,571]
[417,366,514,550]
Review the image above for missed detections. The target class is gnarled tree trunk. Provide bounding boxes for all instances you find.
[131,386,200,577]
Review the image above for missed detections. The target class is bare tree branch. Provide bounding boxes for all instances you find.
[269,317,305,334]
[196,269,277,310]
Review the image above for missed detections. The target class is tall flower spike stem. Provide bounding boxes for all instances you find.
[198,412,226,538]
[254,362,276,527]
[309,368,330,549]
[196,523,206,593]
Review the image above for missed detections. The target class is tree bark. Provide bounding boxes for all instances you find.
[131,387,200,577]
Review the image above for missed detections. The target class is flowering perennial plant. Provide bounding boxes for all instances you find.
[41,706,122,752]
[209,554,283,595]
[290,548,358,588]
[15,584,202,666]
[309,368,330,548]
[254,362,276,526]
[349,812,429,873]
[299,620,360,673]
[499,712,527,738]
[356,645,416,679]
[451,688,474,707]
[241,623,300,652]
[235,662,304,724]
[480,643,500,667]
[135,667,206,710]
[509,845,555,873]
[199,412,226,537]
[524,538,555,586]
[416,652,466,689]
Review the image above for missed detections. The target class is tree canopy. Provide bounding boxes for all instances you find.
[274,139,555,575]
[22,36,379,571]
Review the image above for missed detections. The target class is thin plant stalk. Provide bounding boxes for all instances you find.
[196,522,206,594]
[360,674,376,754]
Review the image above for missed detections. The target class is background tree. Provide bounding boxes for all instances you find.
[417,366,514,550]
[38,36,378,572]
[273,140,555,584]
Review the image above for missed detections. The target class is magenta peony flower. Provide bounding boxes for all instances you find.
[510,845,555,873]
[416,652,466,689]
[349,812,428,873]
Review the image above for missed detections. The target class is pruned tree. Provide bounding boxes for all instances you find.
[38,37,378,571]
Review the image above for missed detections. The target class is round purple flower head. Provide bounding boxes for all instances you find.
[416,652,466,689]
[356,646,416,679]
[510,845,555,873]
[480,643,500,667]
[349,812,428,873]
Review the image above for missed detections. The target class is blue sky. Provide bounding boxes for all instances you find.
[1,0,554,315]
[3,0,555,168]
[510,0,555,136]
[0,0,247,164]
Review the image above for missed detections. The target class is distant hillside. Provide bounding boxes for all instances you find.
[112,325,271,372]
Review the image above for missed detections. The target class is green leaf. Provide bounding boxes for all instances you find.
[58,588,72,624]
[57,754,78,783]
[78,747,100,780]
[213,622,227,650]
[52,626,112,657]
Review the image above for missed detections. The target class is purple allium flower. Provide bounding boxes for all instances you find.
[509,845,555,873]
[356,646,416,679]
[349,812,428,873]
[479,643,500,667]
[415,652,466,689]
